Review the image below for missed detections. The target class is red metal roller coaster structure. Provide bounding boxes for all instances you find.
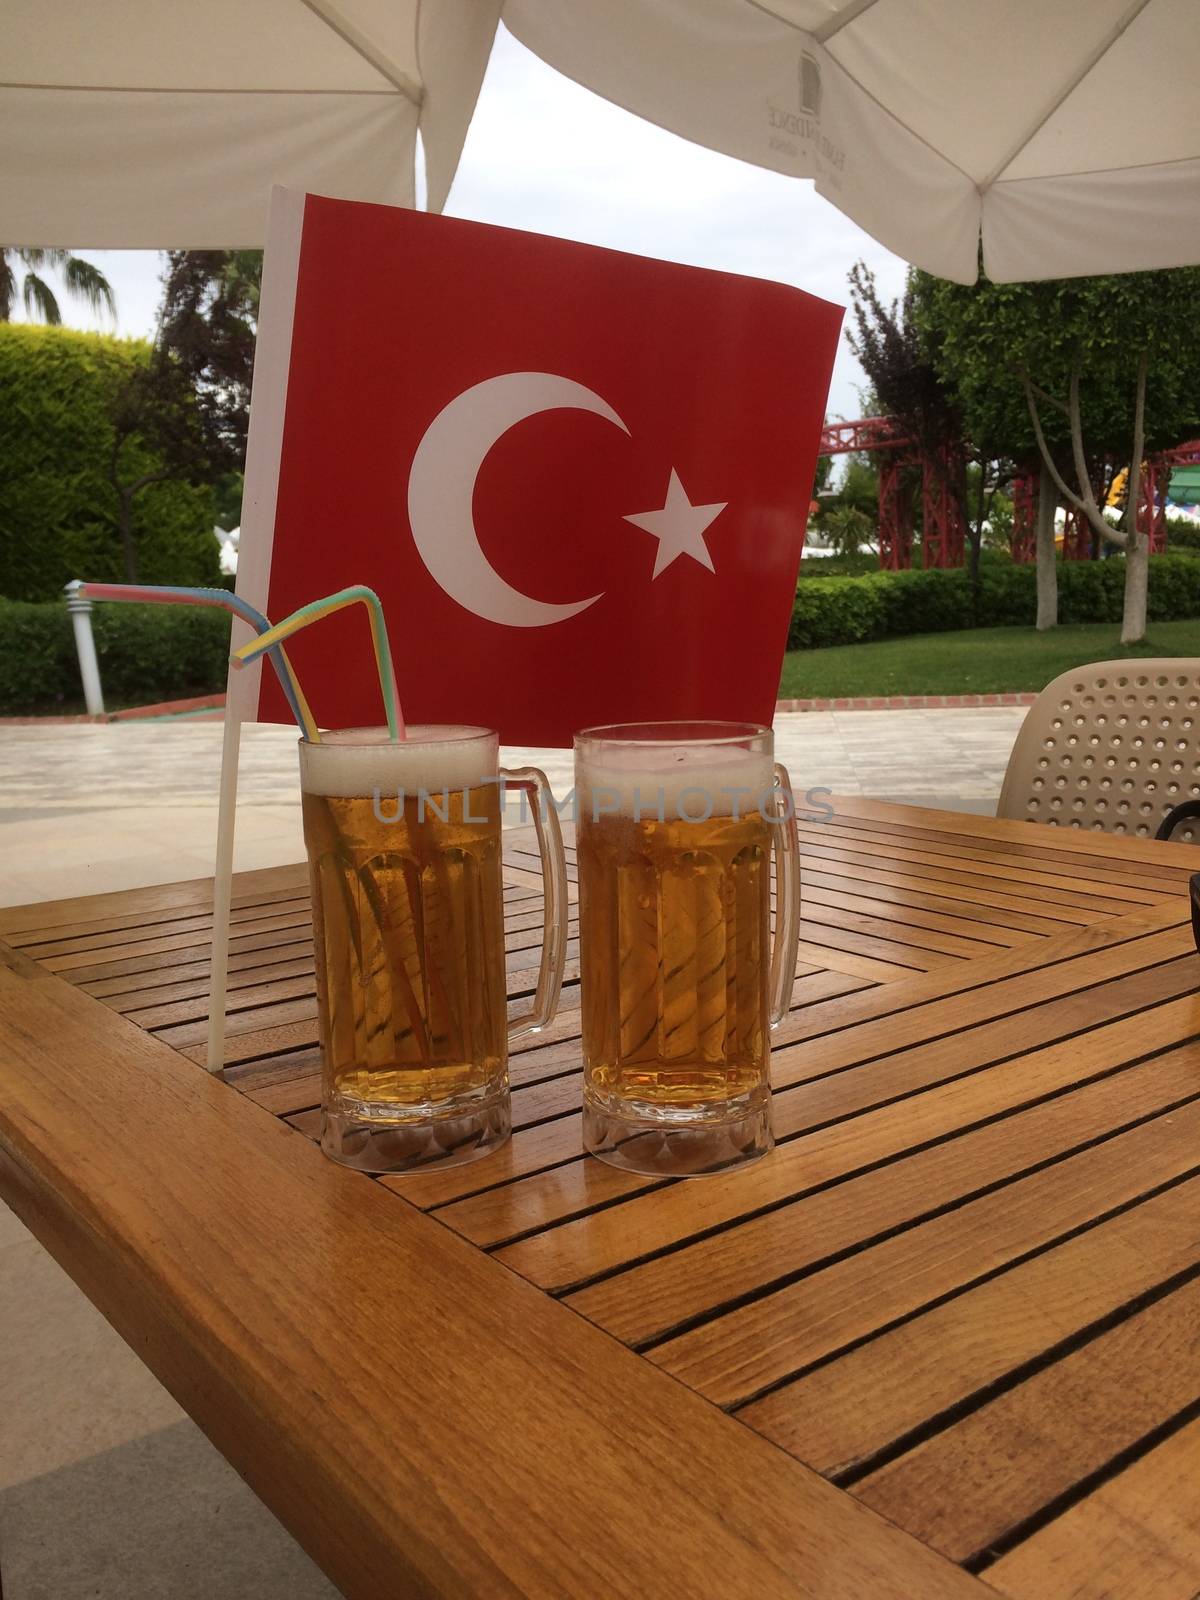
[1009,438,1200,562]
[821,418,1200,568]
[818,417,966,569]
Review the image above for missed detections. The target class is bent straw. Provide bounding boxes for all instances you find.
[78,582,319,741]
[231,585,404,740]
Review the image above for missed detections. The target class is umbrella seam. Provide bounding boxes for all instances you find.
[817,56,979,190]
[991,149,1200,187]
[742,0,883,46]
[414,0,426,90]
[295,0,424,104]
[812,0,884,45]
[980,0,1156,190]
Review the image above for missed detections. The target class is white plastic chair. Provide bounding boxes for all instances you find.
[997,659,1200,842]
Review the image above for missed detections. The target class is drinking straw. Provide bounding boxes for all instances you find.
[230,585,405,740]
[78,582,319,742]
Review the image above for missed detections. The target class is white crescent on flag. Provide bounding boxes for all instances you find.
[406,371,628,628]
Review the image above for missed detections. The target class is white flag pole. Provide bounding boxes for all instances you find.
[205,187,306,1073]
[205,662,249,1072]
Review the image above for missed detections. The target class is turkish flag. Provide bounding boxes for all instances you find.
[243,190,842,745]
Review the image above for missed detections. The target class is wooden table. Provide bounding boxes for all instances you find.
[2,797,1199,1599]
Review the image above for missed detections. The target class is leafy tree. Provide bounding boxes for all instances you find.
[846,263,1007,586]
[0,324,217,600]
[981,484,1015,552]
[108,349,217,581]
[0,249,115,325]
[913,266,1200,642]
[154,249,260,464]
[213,470,246,532]
[847,264,960,461]
[823,504,874,558]
[838,455,879,517]
[105,251,259,579]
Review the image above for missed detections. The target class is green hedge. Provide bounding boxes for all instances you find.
[788,555,1200,650]
[0,600,231,714]
[0,324,220,602]
[6,555,1199,715]
[1167,522,1200,552]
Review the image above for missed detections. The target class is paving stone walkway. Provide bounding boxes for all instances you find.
[0,707,1027,907]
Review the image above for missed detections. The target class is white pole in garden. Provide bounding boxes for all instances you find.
[63,580,106,717]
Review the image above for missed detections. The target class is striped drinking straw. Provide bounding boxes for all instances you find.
[230,585,405,740]
[77,583,319,741]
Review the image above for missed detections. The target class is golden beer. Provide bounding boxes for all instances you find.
[578,810,771,1102]
[304,785,506,1105]
[300,726,568,1174]
[575,723,801,1175]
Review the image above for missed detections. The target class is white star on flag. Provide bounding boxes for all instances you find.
[623,469,726,579]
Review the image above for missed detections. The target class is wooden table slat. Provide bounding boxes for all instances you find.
[851,1275,1200,1566]
[566,1045,1200,1349]
[648,1099,1200,1409]
[825,794,1200,871]
[394,937,1196,1219]
[800,857,1102,927]
[808,814,1200,893]
[737,1162,1200,1480]
[798,837,1166,912]
[483,986,1200,1273]
[986,1412,1200,1600]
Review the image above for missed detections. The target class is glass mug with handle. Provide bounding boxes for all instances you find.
[575,721,801,1176]
[299,725,568,1173]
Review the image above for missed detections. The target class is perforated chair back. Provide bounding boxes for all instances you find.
[997,659,1200,842]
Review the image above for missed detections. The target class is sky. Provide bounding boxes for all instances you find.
[26,23,907,423]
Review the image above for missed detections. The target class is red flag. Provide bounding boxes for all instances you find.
[244,191,842,745]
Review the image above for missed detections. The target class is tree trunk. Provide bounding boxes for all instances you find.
[1121,529,1148,644]
[1035,461,1058,631]
[968,463,984,588]
[1025,370,1123,551]
[118,490,138,582]
[1120,351,1149,645]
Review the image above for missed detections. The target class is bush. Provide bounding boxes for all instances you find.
[788,554,1200,651]
[822,504,874,558]
[790,573,889,648]
[1167,521,1200,552]
[799,550,880,578]
[0,600,231,714]
[0,324,220,601]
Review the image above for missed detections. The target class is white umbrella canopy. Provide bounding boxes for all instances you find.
[2,0,500,246]
[5,1,1198,281]
[503,0,1200,284]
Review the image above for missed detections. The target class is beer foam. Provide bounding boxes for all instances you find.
[578,743,776,821]
[299,725,497,798]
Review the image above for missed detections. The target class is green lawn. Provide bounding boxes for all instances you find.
[779,620,1200,698]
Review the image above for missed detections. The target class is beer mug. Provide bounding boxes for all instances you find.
[575,722,801,1175]
[300,725,568,1173]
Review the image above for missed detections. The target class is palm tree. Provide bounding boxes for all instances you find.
[0,248,116,325]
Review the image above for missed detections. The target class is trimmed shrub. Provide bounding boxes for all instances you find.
[0,600,231,714]
[0,324,219,601]
[790,574,889,649]
[798,550,880,578]
[5,558,1197,715]
[788,554,1200,651]
[789,568,975,649]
